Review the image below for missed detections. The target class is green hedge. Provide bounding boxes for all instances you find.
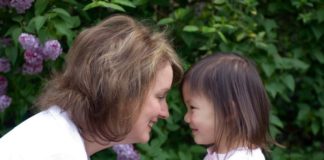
[0,0,323,159]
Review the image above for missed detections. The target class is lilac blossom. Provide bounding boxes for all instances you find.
[24,49,43,65]
[18,33,40,51]
[0,76,8,95]
[0,0,10,8]
[0,95,11,112]
[0,58,10,73]
[22,62,43,75]
[0,37,11,47]
[42,40,62,60]
[10,0,34,14]
[112,144,140,160]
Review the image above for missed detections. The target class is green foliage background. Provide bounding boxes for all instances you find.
[1,0,324,159]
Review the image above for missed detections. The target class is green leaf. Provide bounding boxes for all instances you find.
[316,9,324,23]
[178,151,190,160]
[213,0,225,5]
[316,108,324,124]
[292,58,309,71]
[236,32,246,41]
[83,1,125,12]
[255,42,268,50]
[112,0,136,8]
[217,31,228,43]
[297,103,310,122]
[83,1,100,11]
[100,2,125,12]
[264,19,278,32]
[275,57,309,71]
[183,25,199,32]
[318,94,324,106]
[201,26,216,33]
[281,74,295,91]
[51,8,71,19]
[157,17,174,25]
[5,46,18,64]
[311,122,320,135]
[190,145,205,153]
[265,82,277,98]
[7,27,22,45]
[53,21,74,45]
[261,63,275,77]
[34,16,46,32]
[174,8,191,20]
[26,19,36,33]
[34,0,49,15]
[265,81,285,98]
[12,16,24,23]
[314,50,324,64]
[270,114,283,128]
[266,44,278,55]
[311,25,323,40]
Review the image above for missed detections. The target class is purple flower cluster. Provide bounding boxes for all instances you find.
[112,144,140,160]
[0,76,11,112]
[0,0,10,8]
[0,58,10,73]
[18,33,62,75]
[0,0,34,13]
[0,37,11,47]
[0,95,11,112]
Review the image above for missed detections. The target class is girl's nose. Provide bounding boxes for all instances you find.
[184,112,190,123]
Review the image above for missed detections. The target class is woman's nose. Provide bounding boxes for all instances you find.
[159,104,169,119]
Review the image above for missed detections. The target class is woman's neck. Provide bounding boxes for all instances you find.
[82,135,134,156]
[83,138,115,156]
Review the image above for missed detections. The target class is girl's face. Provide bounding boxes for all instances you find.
[126,63,173,143]
[182,83,216,145]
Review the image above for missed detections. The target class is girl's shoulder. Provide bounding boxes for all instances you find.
[204,147,265,160]
[227,148,265,160]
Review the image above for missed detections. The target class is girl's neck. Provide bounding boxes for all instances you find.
[208,142,256,154]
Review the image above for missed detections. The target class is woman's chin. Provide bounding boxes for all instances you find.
[140,137,150,143]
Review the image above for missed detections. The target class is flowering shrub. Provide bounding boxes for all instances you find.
[1,0,324,160]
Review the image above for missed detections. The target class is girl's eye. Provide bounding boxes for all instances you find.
[190,105,196,110]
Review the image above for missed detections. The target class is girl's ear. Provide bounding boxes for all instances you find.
[225,101,238,123]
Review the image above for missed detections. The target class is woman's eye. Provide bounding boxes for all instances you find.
[190,105,196,110]
[157,95,166,100]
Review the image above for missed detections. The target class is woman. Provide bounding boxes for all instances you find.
[0,15,183,160]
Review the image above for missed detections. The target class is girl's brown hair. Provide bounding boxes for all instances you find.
[183,52,271,153]
[36,15,183,143]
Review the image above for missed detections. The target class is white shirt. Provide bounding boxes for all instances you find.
[204,147,265,160]
[0,106,88,160]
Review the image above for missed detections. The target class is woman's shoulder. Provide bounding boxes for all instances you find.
[1,106,65,139]
[0,106,87,160]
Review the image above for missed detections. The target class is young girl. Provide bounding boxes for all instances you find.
[182,53,271,160]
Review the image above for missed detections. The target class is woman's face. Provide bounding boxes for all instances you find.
[126,62,173,143]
